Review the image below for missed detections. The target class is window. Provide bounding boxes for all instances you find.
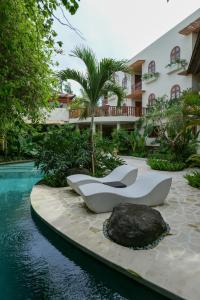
[148,61,155,73]
[148,93,156,106]
[122,74,127,89]
[170,46,180,63]
[170,85,181,99]
[113,73,119,83]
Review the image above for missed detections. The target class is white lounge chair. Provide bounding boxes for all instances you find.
[67,165,138,195]
[79,172,172,213]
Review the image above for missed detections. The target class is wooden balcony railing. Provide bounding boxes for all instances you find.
[69,106,148,119]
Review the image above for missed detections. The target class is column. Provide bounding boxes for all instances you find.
[99,123,103,138]
[117,123,121,131]
[75,124,79,131]
[92,122,96,134]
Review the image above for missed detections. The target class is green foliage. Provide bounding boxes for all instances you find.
[142,72,159,81]
[35,125,124,186]
[112,124,152,157]
[0,0,59,135]
[112,129,131,154]
[35,125,90,186]
[69,97,85,109]
[0,0,80,136]
[129,125,152,157]
[147,158,186,171]
[165,59,187,68]
[94,134,124,176]
[60,46,128,108]
[145,92,199,163]
[94,153,124,177]
[186,154,200,168]
[43,173,67,188]
[59,46,129,174]
[181,90,200,127]
[184,171,200,189]
[0,122,46,160]
[95,135,116,154]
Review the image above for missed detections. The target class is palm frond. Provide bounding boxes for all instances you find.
[93,59,128,102]
[59,69,89,94]
[102,82,126,106]
[70,46,101,104]
[70,46,98,83]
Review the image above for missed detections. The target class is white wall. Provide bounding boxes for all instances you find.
[44,108,69,123]
[108,72,133,106]
[128,9,200,106]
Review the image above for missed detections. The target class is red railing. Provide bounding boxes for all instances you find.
[69,106,148,119]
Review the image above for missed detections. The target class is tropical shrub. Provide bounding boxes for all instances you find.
[186,154,200,168]
[112,129,131,154]
[94,153,124,177]
[129,125,153,157]
[35,125,124,187]
[112,124,152,157]
[0,121,46,161]
[35,125,90,186]
[147,158,186,171]
[184,171,200,189]
[145,93,199,164]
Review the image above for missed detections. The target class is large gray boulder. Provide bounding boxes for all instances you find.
[105,203,168,248]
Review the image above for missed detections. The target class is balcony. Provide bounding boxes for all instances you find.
[166,59,188,74]
[142,72,159,84]
[127,81,145,100]
[69,106,147,119]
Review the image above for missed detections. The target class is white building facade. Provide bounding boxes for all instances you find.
[46,9,200,135]
[115,9,200,111]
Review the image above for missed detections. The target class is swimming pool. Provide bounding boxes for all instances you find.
[0,162,169,300]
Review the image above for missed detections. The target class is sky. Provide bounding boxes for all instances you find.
[53,0,200,95]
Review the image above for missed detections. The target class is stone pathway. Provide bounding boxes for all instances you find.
[31,157,200,300]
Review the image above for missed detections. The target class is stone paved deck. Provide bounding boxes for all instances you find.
[31,157,200,300]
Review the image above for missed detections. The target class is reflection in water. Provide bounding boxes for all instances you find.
[0,163,168,300]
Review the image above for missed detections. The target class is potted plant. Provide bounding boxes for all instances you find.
[142,72,159,83]
[166,59,187,74]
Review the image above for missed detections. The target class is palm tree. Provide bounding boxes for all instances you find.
[59,46,129,174]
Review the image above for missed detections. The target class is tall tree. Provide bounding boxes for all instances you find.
[0,0,79,151]
[60,46,128,174]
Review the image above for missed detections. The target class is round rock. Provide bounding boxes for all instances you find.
[106,203,168,248]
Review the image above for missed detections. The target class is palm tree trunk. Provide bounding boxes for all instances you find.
[90,112,95,175]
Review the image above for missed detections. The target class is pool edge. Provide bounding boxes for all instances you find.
[30,188,183,300]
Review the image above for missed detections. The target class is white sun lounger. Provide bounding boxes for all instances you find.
[79,172,172,213]
[67,165,138,195]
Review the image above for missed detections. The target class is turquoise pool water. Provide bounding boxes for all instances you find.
[0,162,169,300]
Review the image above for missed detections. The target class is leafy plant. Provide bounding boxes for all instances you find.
[94,153,124,177]
[145,94,198,163]
[186,154,200,168]
[147,158,186,171]
[184,171,200,189]
[35,125,124,186]
[35,125,91,185]
[142,72,159,81]
[112,129,131,154]
[0,0,60,138]
[165,59,187,68]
